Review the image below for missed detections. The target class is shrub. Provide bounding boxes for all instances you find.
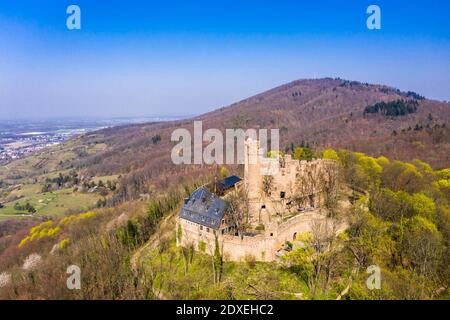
[198,240,206,252]
[59,238,70,250]
[18,236,31,248]
[255,224,265,231]
[22,253,42,270]
[322,148,339,161]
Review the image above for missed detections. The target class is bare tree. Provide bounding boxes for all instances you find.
[261,175,274,198]
[293,162,320,208]
[309,218,339,296]
[225,187,250,239]
[317,161,341,214]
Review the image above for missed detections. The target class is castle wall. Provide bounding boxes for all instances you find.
[178,209,347,262]
[177,138,342,262]
[177,218,219,252]
[244,139,334,209]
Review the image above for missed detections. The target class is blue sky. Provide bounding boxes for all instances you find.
[0,0,449,119]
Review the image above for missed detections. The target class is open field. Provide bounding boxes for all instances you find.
[0,188,101,217]
[0,134,112,221]
[0,138,109,184]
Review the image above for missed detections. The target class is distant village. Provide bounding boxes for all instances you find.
[0,129,86,164]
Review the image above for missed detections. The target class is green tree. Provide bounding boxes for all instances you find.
[403,216,444,277]
[411,193,436,222]
[322,148,339,161]
[293,147,313,161]
[213,236,223,284]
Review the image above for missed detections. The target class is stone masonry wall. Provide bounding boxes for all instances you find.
[178,209,346,262]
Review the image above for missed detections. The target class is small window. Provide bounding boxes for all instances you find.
[280,192,286,199]
[261,204,266,209]
[206,228,210,233]
[270,233,273,236]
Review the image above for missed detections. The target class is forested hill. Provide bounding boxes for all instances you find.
[0,78,449,300]
[3,78,448,203]
[57,78,448,195]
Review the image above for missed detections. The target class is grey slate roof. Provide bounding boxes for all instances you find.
[218,175,242,192]
[179,187,226,230]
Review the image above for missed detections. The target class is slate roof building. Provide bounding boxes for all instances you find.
[178,175,242,241]
[217,175,242,194]
[179,187,226,230]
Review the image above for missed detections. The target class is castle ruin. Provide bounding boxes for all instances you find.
[177,138,344,261]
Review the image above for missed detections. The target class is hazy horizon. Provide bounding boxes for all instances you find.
[1,1,449,120]
[0,114,192,122]
[0,76,448,122]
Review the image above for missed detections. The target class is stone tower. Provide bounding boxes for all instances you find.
[244,138,262,201]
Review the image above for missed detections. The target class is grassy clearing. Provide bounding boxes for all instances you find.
[0,149,75,185]
[87,143,107,154]
[0,136,106,185]
[0,138,112,221]
[0,188,101,217]
[7,184,43,198]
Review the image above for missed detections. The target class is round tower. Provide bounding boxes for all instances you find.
[244,138,262,200]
